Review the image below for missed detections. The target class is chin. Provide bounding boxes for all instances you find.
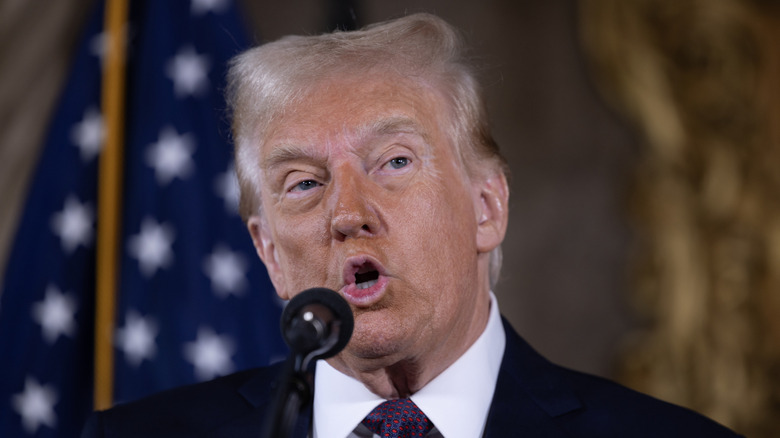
[345,344,395,362]
[346,325,407,361]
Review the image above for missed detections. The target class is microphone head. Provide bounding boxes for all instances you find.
[281,288,354,361]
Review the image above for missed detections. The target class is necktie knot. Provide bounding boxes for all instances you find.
[362,398,433,437]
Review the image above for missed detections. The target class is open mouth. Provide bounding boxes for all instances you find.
[355,263,380,290]
[341,255,388,306]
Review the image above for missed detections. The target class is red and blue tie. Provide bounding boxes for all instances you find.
[361,398,434,437]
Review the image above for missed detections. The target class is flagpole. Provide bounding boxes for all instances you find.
[95,0,129,411]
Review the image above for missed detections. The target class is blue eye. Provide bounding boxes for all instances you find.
[388,157,409,169]
[294,180,319,191]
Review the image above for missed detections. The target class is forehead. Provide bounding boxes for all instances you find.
[260,73,453,154]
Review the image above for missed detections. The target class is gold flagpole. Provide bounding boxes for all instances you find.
[94,0,129,411]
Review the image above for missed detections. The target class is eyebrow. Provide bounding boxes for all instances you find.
[261,116,431,171]
[261,143,324,172]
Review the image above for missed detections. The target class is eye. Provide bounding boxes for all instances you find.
[387,156,410,170]
[291,179,320,192]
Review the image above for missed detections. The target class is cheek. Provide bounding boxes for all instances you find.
[272,212,332,289]
[420,173,477,239]
[390,178,478,273]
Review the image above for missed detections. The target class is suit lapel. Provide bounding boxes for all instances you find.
[208,363,311,438]
[210,319,580,437]
[483,318,582,437]
[207,405,311,438]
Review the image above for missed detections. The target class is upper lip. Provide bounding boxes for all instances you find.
[342,254,387,287]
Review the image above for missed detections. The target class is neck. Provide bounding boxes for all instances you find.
[348,359,428,399]
[328,290,491,399]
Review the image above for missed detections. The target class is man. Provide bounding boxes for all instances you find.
[83,13,741,437]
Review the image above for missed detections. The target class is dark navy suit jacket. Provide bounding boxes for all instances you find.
[82,319,741,437]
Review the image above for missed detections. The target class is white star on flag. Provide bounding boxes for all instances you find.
[116,311,158,367]
[146,126,196,185]
[127,217,176,277]
[69,106,105,161]
[32,285,77,344]
[191,0,230,15]
[214,164,240,214]
[50,195,94,253]
[183,327,235,381]
[12,377,58,434]
[203,244,248,298]
[89,27,130,65]
[89,31,107,59]
[166,46,210,97]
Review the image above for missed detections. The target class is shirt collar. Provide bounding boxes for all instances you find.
[312,292,506,438]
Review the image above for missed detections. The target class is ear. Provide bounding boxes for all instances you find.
[247,215,290,300]
[474,171,509,254]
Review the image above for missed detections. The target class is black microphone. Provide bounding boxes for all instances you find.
[280,287,354,363]
[264,288,353,438]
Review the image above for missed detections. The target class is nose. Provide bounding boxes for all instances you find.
[329,167,381,241]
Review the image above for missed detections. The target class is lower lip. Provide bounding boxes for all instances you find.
[340,276,389,307]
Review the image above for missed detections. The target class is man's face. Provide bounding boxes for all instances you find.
[248,73,503,372]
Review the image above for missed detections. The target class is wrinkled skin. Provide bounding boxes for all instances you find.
[247,73,508,398]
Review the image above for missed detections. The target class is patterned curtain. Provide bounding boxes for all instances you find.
[580,0,780,436]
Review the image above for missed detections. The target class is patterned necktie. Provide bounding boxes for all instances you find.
[361,398,434,437]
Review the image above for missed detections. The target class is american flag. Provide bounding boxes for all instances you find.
[0,1,287,436]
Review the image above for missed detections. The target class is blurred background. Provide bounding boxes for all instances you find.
[1,0,778,436]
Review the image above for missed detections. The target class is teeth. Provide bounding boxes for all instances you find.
[356,279,378,290]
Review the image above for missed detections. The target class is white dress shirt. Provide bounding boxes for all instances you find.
[312,292,506,438]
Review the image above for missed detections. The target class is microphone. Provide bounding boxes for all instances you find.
[280,287,354,363]
[264,288,353,438]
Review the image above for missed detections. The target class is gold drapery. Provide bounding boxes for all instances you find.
[580,0,780,436]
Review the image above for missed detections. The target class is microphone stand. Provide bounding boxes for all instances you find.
[261,352,314,438]
[262,318,343,438]
[262,288,353,438]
